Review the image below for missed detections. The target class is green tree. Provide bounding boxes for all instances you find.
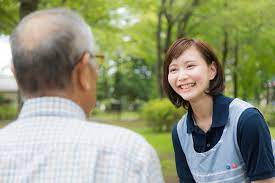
[0,0,19,33]
[1,0,274,106]
[112,56,152,102]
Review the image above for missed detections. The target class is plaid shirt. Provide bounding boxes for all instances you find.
[0,97,164,183]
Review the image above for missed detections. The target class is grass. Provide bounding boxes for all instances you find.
[90,111,140,122]
[269,127,275,137]
[0,120,10,128]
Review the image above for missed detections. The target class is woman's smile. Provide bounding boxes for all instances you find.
[177,82,196,91]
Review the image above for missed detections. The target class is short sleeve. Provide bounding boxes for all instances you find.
[237,108,275,181]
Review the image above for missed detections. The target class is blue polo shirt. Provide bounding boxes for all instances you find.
[172,94,275,182]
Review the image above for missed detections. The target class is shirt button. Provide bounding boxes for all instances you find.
[206,143,210,147]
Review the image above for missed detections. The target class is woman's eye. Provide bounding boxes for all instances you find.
[187,65,195,69]
[169,68,177,73]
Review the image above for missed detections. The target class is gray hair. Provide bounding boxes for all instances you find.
[10,8,97,96]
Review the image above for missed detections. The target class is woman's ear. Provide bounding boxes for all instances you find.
[209,62,217,80]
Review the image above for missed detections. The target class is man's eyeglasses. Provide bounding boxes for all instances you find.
[90,54,104,64]
[74,52,104,68]
[91,54,104,60]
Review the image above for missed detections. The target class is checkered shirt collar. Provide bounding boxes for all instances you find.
[18,97,86,120]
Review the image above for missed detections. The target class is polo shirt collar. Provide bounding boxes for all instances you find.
[186,94,233,133]
[19,97,86,120]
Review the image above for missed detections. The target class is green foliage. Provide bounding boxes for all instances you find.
[0,0,19,33]
[0,104,17,120]
[112,56,153,102]
[182,0,275,99]
[1,0,274,107]
[99,99,113,112]
[90,111,140,123]
[258,104,275,127]
[141,98,185,132]
[0,95,6,103]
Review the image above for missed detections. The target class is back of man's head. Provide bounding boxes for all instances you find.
[10,8,96,97]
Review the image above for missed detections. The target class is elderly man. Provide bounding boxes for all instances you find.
[0,8,164,183]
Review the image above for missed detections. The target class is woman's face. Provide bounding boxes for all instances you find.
[168,47,216,103]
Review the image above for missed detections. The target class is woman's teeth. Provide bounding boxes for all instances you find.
[179,83,195,89]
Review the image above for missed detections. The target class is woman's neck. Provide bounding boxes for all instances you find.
[190,94,213,132]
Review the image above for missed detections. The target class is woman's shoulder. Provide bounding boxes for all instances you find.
[229,98,264,116]
[237,108,267,136]
[172,123,178,137]
[231,97,253,106]
[172,112,188,129]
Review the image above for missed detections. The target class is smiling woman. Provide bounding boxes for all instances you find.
[163,38,275,183]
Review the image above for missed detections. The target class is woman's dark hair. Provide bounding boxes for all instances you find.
[163,38,225,109]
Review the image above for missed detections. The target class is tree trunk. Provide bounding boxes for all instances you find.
[164,21,173,53]
[266,84,270,105]
[156,0,166,97]
[176,0,200,38]
[176,11,191,38]
[221,29,228,71]
[19,0,38,19]
[233,33,239,98]
[221,1,228,72]
[254,88,260,104]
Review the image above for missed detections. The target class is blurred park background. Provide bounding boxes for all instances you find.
[0,0,274,182]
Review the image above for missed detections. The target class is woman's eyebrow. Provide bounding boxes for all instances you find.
[169,63,176,66]
[183,60,196,64]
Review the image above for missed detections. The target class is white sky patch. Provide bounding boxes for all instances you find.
[107,59,117,75]
[110,7,139,28]
[122,35,131,42]
[0,35,13,76]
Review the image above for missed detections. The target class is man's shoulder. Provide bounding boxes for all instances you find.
[75,120,158,164]
[74,119,154,152]
[1,118,151,149]
[0,118,156,162]
[83,120,147,142]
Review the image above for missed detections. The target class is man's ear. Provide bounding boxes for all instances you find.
[11,63,15,76]
[76,52,91,91]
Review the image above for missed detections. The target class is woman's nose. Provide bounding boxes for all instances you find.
[178,69,188,81]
